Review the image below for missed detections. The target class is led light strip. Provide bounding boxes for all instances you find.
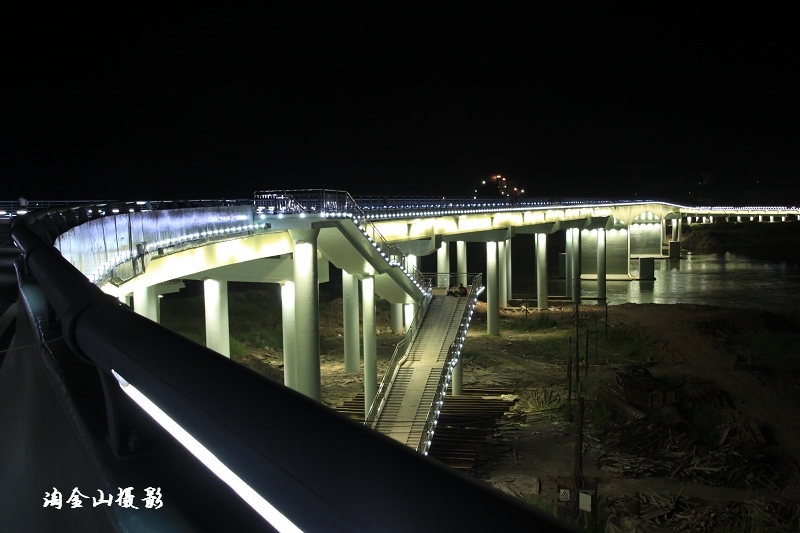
[111,370,303,533]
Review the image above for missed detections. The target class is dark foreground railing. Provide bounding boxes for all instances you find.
[2,211,573,532]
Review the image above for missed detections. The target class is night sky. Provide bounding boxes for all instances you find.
[3,5,798,204]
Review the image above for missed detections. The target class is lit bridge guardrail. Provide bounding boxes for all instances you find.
[6,199,258,284]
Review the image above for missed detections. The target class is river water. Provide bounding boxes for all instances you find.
[578,253,800,312]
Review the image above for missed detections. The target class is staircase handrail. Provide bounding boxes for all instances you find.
[365,292,432,427]
[416,273,484,455]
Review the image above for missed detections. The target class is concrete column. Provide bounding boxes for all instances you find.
[660,219,665,254]
[597,229,606,300]
[486,241,499,336]
[536,233,548,310]
[391,303,403,333]
[437,241,449,287]
[456,241,467,286]
[627,223,632,277]
[572,228,581,303]
[565,229,573,299]
[671,219,678,241]
[404,303,415,331]
[133,285,158,322]
[407,253,418,289]
[361,275,377,416]
[498,240,507,308]
[452,353,463,396]
[281,281,297,389]
[203,279,230,358]
[677,218,683,241]
[506,237,513,301]
[290,228,321,401]
[342,271,360,374]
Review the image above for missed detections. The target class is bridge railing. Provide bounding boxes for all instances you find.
[352,196,624,215]
[365,292,432,428]
[14,200,263,285]
[255,189,429,289]
[416,273,484,455]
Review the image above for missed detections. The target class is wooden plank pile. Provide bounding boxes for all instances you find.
[606,491,800,531]
[594,374,787,489]
[615,367,681,409]
[427,387,517,472]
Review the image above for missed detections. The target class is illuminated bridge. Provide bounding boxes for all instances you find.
[1,192,796,531]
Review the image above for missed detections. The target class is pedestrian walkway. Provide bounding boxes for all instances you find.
[374,292,467,447]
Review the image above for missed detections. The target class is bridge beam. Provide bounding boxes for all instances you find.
[536,233,548,310]
[290,228,321,401]
[486,241,499,336]
[203,279,230,358]
[342,271,360,374]
[362,275,377,417]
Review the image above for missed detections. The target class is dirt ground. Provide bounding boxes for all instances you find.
[461,301,800,529]
[236,294,800,530]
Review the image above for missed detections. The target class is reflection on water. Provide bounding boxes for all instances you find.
[580,253,800,312]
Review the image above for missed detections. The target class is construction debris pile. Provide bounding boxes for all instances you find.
[428,388,517,472]
[606,491,800,532]
[594,368,787,490]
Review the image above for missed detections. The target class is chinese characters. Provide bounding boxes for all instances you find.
[43,487,162,509]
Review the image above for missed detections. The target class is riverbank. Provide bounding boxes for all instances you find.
[159,273,800,530]
[682,220,800,262]
[462,302,800,530]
